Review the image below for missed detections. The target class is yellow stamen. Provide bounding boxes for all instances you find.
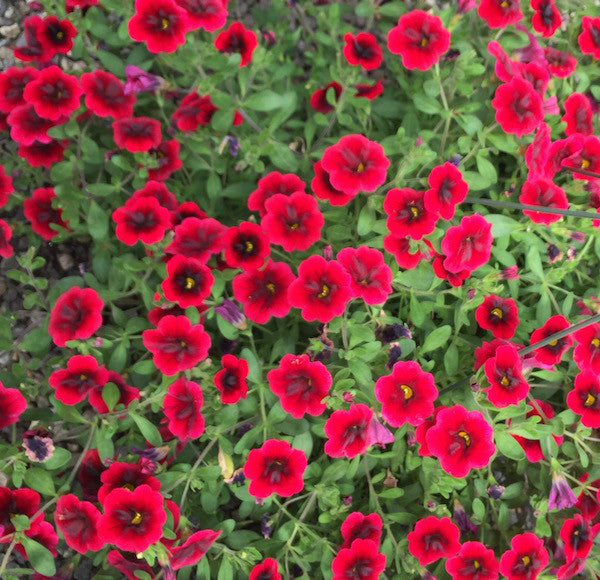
[131,511,143,525]
[318,284,330,299]
[500,0,509,7]
[266,283,276,294]
[357,162,365,172]
[57,31,64,39]
[80,374,87,381]
[400,384,413,400]
[582,159,591,170]
[180,340,187,347]
[409,206,419,219]
[458,430,471,446]
[521,556,530,566]
[548,340,558,346]
[592,338,600,347]
[491,307,504,319]
[185,277,195,290]
[57,90,63,100]
[122,483,134,491]
[289,223,299,231]
[585,393,596,407]
[161,18,169,30]
[420,37,429,47]
[473,560,480,570]
[500,376,509,387]
[245,240,254,253]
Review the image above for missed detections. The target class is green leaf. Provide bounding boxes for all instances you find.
[485,214,520,238]
[87,201,109,241]
[526,246,545,281]
[102,382,121,412]
[132,360,155,375]
[23,467,55,496]
[240,347,261,383]
[131,413,163,447]
[20,322,51,354]
[109,344,127,373]
[412,93,441,115]
[472,498,485,521]
[43,448,71,471]
[11,514,30,532]
[476,154,498,184]
[244,90,296,112]
[21,537,56,576]
[96,50,125,76]
[96,425,114,461]
[443,343,458,377]
[420,325,452,354]
[495,430,525,461]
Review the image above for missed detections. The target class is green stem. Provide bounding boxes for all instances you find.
[179,438,218,510]
[0,536,17,578]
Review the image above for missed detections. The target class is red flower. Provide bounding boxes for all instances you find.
[261,192,324,252]
[147,140,182,181]
[112,196,172,246]
[312,161,356,206]
[248,171,306,217]
[24,187,70,241]
[23,65,81,121]
[48,286,104,348]
[49,355,108,405]
[424,162,469,220]
[81,70,135,119]
[340,512,382,550]
[560,514,599,562]
[531,0,561,37]
[267,354,331,418]
[98,461,161,504]
[426,405,495,477]
[432,253,470,287]
[106,551,153,580]
[478,0,523,28]
[166,217,228,262]
[0,66,38,113]
[288,256,352,323]
[243,439,307,498]
[173,201,206,225]
[39,16,77,55]
[17,139,67,168]
[336,246,392,305]
[163,377,205,440]
[483,344,529,407]
[320,134,389,196]
[441,213,493,274]
[579,16,600,59]
[544,46,577,78]
[543,134,583,178]
[310,82,343,114]
[525,123,551,180]
[172,92,217,131]
[113,116,162,153]
[175,0,226,32]
[499,533,548,580]
[529,314,572,366]
[445,541,499,580]
[0,488,42,538]
[213,354,249,404]
[491,78,543,137]
[214,21,258,67]
[354,81,384,100]
[332,538,386,580]
[383,235,423,270]
[0,220,12,259]
[223,222,270,271]
[511,400,563,462]
[88,371,140,414]
[7,103,62,146]
[171,529,221,570]
[162,254,213,308]
[13,16,51,62]
[387,10,450,71]
[567,370,600,428]
[375,361,437,427]
[142,315,211,375]
[66,0,99,11]
[0,165,13,209]
[249,558,282,580]
[475,295,519,339]
[0,381,27,428]
[128,0,190,54]
[131,180,178,213]
[232,260,295,324]
[324,403,373,459]
[54,494,104,554]
[97,484,166,553]
[518,178,568,225]
[343,33,383,70]
[561,93,593,136]
[561,134,600,180]
[574,323,600,373]
[384,188,438,240]
[408,516,461,566]
[78,450,107,502]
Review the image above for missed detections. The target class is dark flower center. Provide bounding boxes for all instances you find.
[512,554,533,574]
[438,177,455,202]
[571,524,589,548]
[591,338,600,348]
[352,39,374,60]
[127,210,157,231]
[234,235,258,257]
[222,371,238,390]
[342,422,367,448]
[265,282,276,294]
[590,23,600,47]
[423,532,446,553]
[348,559,373,579]
[263,458,287,484]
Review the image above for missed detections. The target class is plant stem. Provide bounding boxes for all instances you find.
[0,536,17,578]
[179,438,218,510]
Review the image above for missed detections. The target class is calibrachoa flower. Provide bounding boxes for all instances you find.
[544,46,577,78]
[0,220,12,259]
[478,0,523,28]
[88,371,140,414]
[374,361,438,427]
[561,134,600,180]
[548,471,577,511]
[214,21,258,67]
[17,139,67,168]
[49,355,108,405]
[354,81,384,100]
[7,103,61,146]
[224,222,270,270]
[163,378,205,440]
[312,160,355,206]
[336,246,392,305]
[426,405,496,477]
[112,196,172,246]
[214,355,249,404]
[340,512,383,550]
[107,550,154,580]
[162,254,213,308]
[23,186,69,240]
[491,77,543,137]
[172,92,217,131]
[446,541,499,580]
[560,514,600,561]
[384,188,438,240]
[408,516,461,566]
[262,191,324,252]
[383,235,423,270]
[132,180,179,212]
[166,217,228,262]
[475,295,519,339]
[511,400,563,462]
[249,558,281,580]
[13,15,51,62]
[320,134,389,196]
[310,82,343,114]
[287,255,352,323]
[498,533,548,580]
[39,15,77,55]
[567,370,600,427]
[0,381,27,428]
[170,529,222,570]
[80,70,136,119]
[343,33,383,70]
[518,178,568,225]
[248,171,306,216]
[113,116,162,153]
[573,323,600,373]
[49,287,104,348]
[98,461,161,504]
[424,162,469,220]
[387,10,450,71]
[332,539,386,580]
[175,0,227,32]
[97,484,167,553]
[529,314,572,366]
[0,488,42,538]
[124,65,162,95]
[324,403,373,459]
[0,67,38,113]
[578,16,600,59]
[441,213,493,274]
[128,0,190,54]
[561,93,593,136]
[232,260,295,324]
[23,66,81,121]
[483,344,529,407]
[531,0,561,37]
[243,439,307,498]
[142,314,211,375]
[54,494,104,554]
[147,139,183,181]
[267,354,331,418]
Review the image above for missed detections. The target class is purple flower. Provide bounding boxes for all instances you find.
[486,484,505,499]
[367,415,395,448]
[124,65,161,95]
[215,300,247,330]
[23,431,54,463]
[457,0,476,13]
[514,25,546,66]
[227,136,240,157]
[260,513,272,539]
[548,472,577,511]
[453,500,478,534]
[386,345,402,370]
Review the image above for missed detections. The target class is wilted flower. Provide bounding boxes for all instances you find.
[215,299,247,330]
[453,500,478,534]
[22,429,54,462]
[386,344,402,369]
[501,265,519,280]
[547,244,563,263]
[123,65,162,95]
[342,392,355,404]
[548,472,577,511]
[487,484,505,499]
[131,445,170,462]
[571,231,586,243]
[260,513,272,539]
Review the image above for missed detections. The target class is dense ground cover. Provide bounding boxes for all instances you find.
[1,0,600,578]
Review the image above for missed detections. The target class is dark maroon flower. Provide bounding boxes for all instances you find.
[98,461,161,504]
[343,33,383,70]
[54,494,104,554]
[78,450,107,501]
[81,70,136,120]
[310,82,343,114]
[113,116,162,153]
[214,21,258,67]
[475,295,519,339]
[408,516,461,566]
[162,254,213,308]
[175,0,227,32]
[224,222,270,270]
[112,196,172,246]
[166,217,228,262]
[214,355,249,404]
[163,378,205,440]
[324,403,373,459]
[332,538,386,580]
